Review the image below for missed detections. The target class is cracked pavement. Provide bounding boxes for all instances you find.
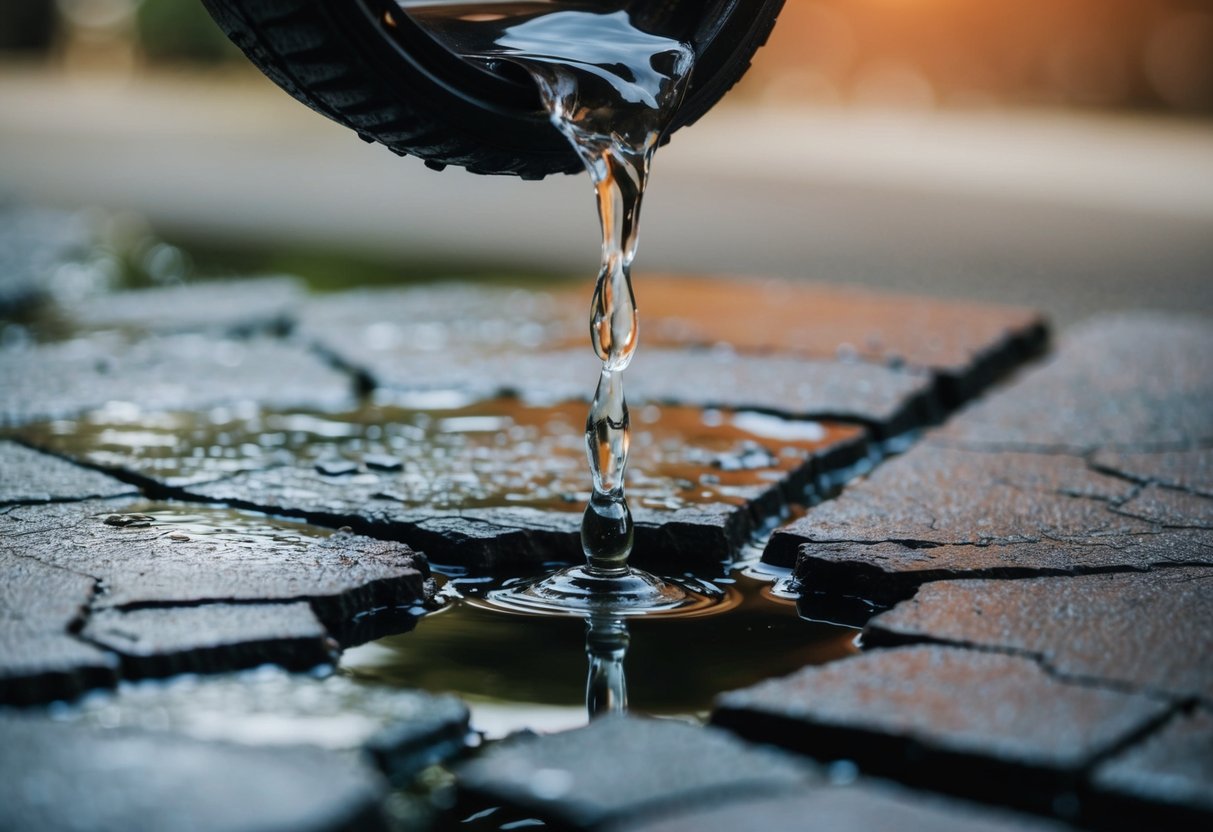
[1,209,1210,830]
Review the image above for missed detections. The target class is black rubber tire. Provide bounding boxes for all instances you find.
[201,0,784,179]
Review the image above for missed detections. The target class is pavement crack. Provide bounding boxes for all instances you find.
[865,623,1181,705]
[0,547,103,584]
[1077,700,1190,781]
[1108,505,1213,531]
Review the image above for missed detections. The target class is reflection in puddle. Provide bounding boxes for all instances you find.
[344,571,857,738]
[90,503,331,550]
[585,613,629,717]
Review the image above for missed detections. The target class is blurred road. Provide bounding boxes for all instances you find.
[1,67,1211,324]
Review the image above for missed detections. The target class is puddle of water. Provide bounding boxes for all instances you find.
[344,570,858,739]
[87,501,334,549]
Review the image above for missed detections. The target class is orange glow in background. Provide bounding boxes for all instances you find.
[736,0,1213,114]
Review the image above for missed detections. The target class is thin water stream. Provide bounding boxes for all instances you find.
[409,2,702,618]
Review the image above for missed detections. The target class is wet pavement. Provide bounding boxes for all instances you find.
[1,208,1210,830]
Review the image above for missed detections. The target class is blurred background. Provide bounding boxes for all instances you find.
[2,0,1212,323]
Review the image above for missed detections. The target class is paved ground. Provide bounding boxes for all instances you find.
[1,210,1210,830]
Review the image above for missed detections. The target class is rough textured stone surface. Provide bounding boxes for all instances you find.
[1114,483,1213,529]
[456,715,815,829]
[0,440,137,505]
[0,500,433,704]
[636,275,1047,402]
[300,284,946,437]
[613,783,1069,832]
[713,646,1169,812]
[933,314,1213,452]
[299,277,1046,407]
[0,207,92,314]
[186,483,760,572]
[0,716,388,832]
[865,569,1213,705]
[62,276,305,335]
[82,603,336,679]
[0,554,117,705]
[297,283,583,359]
[0,500,431,623]
[1088,708,1213,828]
[1092,447,1213,498]
[792,534,1211,616]
[766,443,1212,592]
[0,332,355,426]
[350,348,936,439]
[768,314,1213,606]
[772,446,1151,555]
[62,669,471,784]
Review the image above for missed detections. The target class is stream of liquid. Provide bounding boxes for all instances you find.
[409,4,695,611]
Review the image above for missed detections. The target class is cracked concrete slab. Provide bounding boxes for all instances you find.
[933,314,1213,453]
[297,283,584,360]
[765,445,1212,590]
[1091,447,1213,498]
[456,715,815,829]
[347,348,937,439]
[186,481,763,572]
[0,555,117,705]
[299,284,949,436]
[770,446,1152,560]
[789,532,1211,614]
[864,568,1213,705]
[188,410,863,569]
[58,668,471,785]
[0,716,388,832]
[613,782,1071,832]
[1088,707,1213,828]
[82,603,337,679]
[1113,483,1213,529]
[0,500,433,704]
[635,275,1047,403]
[0,332,356,426]
[60,276,305,336]
[20,400,867,571]
[0,440,137,505]
[0,500,432,622]
[299,277,1046,409]
[767,314,1213,605]
[712,645,1170,815]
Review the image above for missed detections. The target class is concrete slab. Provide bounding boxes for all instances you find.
[61,276,305,336]
[456,715,815,829]
[713,645,1170,814]
[865,569,1213,705]
[0,332,356,426]
[0,716,388,832]
[0,500,434,705]
[0,440,137,505]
